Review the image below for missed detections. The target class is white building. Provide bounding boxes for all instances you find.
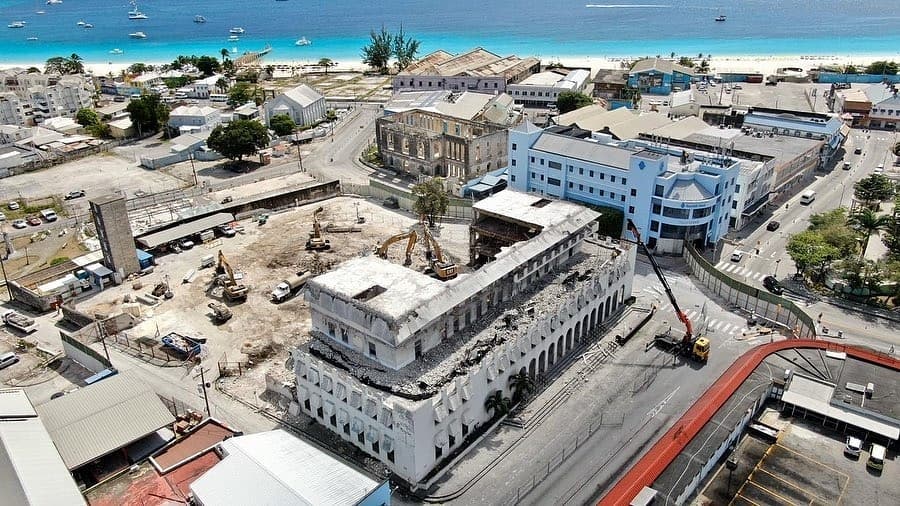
[292,190,635,484]
[864,83,900,130]
[507,69,591,107]
[263,84,325,127]
[0,71,93,126]
[187,74,225,99]
[167,105,221,135]
[0,92,31,125]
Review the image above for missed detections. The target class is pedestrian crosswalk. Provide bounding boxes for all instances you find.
[641,286,747,336]
[714,261,770,281]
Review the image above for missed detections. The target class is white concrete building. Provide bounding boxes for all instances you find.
[292,190,635,484]
[167,105,221,135]
[507,69,592,107]
[0,71,93,126]
[0,92,31,125]
[263,84,325,127]
[865,83,900,130]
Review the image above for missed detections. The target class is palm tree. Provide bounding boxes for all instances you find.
[220,48,230,62]
[484,390,511,418]
[849,209,891,258]
[67,53,84,74]
[318,58,334,74]
[215,77,229,93]
[509,371,535,403]
[670,51,676,59]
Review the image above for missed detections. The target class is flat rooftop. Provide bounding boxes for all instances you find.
[309,239,622,398]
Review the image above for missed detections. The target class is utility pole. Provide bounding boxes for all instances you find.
[95,320,111,364]
[199,366,211,417]
[189,153,198,186]
[296,141,304,172]
[0,251,11,300]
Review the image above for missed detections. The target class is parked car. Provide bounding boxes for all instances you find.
[844,436,863,458]
[26,215,41,226]
[178,238,195,250]
[842,162,851,170]
[134,190,148,198]
[763,275,783,295]
[854,147,863,155]
[0,352,19,370]
[766,221,780,231]
[64,189,86,200]
[216,224,236,237]
[0,211,5,221]
[11,219,26,229]
[8,201,20,210]
[730,250,744,262]
[221,196,233,204]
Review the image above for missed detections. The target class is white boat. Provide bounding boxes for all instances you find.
[84,23,94,28]
[27,36,39,41]
[129,31,146,38]
[715,14,726,22]
[36,10,46,14]
[295,36,311,46]
[228,35,240,42]
[229,27,244,34]
[46,0,62,4]
[76,20,85,26]
[8,21,26,29]
[109,48,124,54]
[128,1,148,19]
[194,15,206,23]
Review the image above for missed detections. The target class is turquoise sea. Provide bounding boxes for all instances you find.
[1,0,899,66]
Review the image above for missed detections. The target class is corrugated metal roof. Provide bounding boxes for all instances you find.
[35,373,175,470]
[190,430,383,506]
[532,132,632,170]
[282,84,324,108]
[135,212,234,249]
[0,389,87,506]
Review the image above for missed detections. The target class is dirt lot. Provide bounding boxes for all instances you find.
[78,196,471,393]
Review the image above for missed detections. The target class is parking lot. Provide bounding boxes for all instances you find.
[735,442,849,505]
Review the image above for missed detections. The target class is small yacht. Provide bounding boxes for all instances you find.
[46,0,63,4]
[295,36,311,46]
[36,10,46,14]
[8,21,26,28]
[27,36,39,41]
[228,35,240,42]
[109,48,124,54]
[76,20,86,26]
[194,15,206,23]
[128,1,148,19]
[229,27,245,34]
[129,31,147,39]
[715,14,726,22]
[84,23,94,28]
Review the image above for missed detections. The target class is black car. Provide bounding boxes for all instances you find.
[854,147,863,155]
[763,275,783,295]
[766,221,780,231]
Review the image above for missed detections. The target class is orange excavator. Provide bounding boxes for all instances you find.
[421,225,457,281]
[375,230,418,266]
[626,219,709,362]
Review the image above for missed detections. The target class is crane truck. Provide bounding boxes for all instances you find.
[215,250,248,302]
[626,219,709,362]
[421,226,457,280]
[305,207,332,251]
[375,230,418,266]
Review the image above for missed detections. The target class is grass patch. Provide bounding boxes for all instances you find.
[49,256,71,266]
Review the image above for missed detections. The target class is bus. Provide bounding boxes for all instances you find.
[210,93,228,103]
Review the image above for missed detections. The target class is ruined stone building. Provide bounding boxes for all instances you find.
[291,190,636,485]
[375,91,520,183]
[392,48,540,93]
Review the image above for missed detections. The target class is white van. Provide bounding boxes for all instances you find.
[40,209,58,222]
[867,443,885,471]
[800,190,816,205]
[0,351,19,370]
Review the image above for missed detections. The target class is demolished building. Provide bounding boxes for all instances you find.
[291,190,636,485]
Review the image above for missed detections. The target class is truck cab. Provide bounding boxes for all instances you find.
[693,337,710,362]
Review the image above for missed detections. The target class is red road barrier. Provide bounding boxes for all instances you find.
[599,340,900,506]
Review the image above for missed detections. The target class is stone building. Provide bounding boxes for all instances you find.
[291,190,635,485]
[393,48,540,94]
[376,92,519,183]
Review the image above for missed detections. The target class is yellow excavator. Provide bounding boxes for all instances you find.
[421,226,457,280]
[215,250,248,302]
[305,207,331,251]
[376,230,418,266]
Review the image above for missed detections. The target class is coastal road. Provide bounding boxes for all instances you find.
[717,128,900,352]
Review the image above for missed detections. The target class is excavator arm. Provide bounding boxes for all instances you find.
[626,220,693,342]
[217,250,237,285]
[376,230,418,265]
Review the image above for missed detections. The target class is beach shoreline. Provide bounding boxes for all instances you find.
[1,53,896,80]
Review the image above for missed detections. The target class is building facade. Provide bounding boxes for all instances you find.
[393,48,540,94]
[507,69,592,107]
[167,105,221,136]
[508,123,741,253]
[864,83,900,130]
[627,58,696,95]
[90,195,140,280]
[0,70,93,126]
[291,191,635,484]
[263,84,326,127]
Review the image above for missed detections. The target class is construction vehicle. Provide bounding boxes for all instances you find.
[207,302,233,323]
[271,271,312,302]
[2,310,36,334]
[421,226,458,280]
[625,219,709,362]
[375,230,418,266]
[214,250,248,302]
[305,206,331,251]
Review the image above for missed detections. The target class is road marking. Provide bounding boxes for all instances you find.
[723,264,737,273]
[752,272,764,281]
[716,321,727,330]
[770,251,777,258]
[715,261,726,269]
[646,386,680,418]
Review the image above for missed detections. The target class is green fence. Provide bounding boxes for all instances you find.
[684,244,816,339]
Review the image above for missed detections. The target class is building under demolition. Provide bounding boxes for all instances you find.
[291,190,636,484]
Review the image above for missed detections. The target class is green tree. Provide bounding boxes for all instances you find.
[698,60,710,73]
[220,48,230,62]
[509,372,535,403]
[556,90,593,113]
[808,208,847,231]
[393,24,421,71]
[786,230,840,281]
[854,174,895,208]
[227,82,255,107]
[126,94,169,136]
[223,59,236,76]
[66,53,84,74]
[45,56,69,74]
[207,120,270,161]
[87,122,111,139]
[215,77,230,93]
[844,65,859,75]
[128,63,149,75]
[26,66,41,74]
[412,178,450,227]
[75,108,100,127]
[318,58,335,74]
[269,114,296,136]
[849,208,891,258]
[893,141,900,157]
[864,60,899,75]
[677,56,695,68]
[195,55,221,76]
[361,25,393,73]
[484,390,511,418]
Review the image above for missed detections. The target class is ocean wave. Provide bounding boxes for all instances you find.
[585,4,671,8]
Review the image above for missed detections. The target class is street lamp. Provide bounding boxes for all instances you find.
[774,258,782,277]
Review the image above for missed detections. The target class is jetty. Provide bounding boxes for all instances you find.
[235,44,273,67]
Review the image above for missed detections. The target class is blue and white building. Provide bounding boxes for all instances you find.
[507,123,741,253]
[742,107,847,163]
[627,58,696,95]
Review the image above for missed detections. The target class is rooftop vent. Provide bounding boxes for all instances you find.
[531,198,552,208]
[353,285,387,301]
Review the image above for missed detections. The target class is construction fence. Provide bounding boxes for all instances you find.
[343,179,474,220]
[683,244,816,339]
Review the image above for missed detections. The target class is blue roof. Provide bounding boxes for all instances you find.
[135,249,154,261]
